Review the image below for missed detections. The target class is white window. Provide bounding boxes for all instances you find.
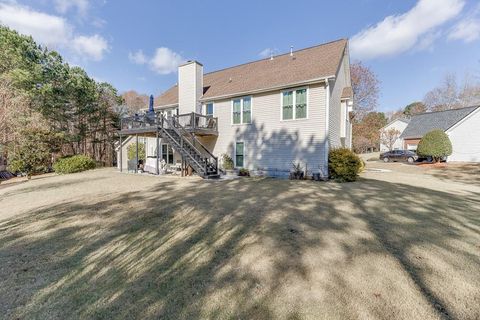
[232,97,252,124]
[204,103,214,116]
[282,88,307,120]
[235,142,245,167]
[161,144,174,164]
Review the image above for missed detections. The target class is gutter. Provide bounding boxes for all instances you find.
[199,75,335,102]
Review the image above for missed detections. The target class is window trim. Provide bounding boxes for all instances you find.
[234,141,245,168]
[280,87,309,121]
[203,102,214,116]
[231,96,253,125]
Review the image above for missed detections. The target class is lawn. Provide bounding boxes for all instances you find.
[1,168,479,319]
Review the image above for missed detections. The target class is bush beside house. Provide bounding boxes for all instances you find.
[328,148,362,182]
[53,155,96,174]
[127,143,146,161]
[417,129,452,162]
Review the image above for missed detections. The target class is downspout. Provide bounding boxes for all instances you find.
[324,79,331,176]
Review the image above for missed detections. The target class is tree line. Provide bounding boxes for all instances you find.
[0,26,122,174]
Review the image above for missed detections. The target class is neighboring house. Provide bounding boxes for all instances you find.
[399,106,480,162]
[379,118,410,151]
[118,39,353,178]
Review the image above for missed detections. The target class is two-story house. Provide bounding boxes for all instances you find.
[118,39,353,178]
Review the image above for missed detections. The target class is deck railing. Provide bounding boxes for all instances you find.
[174,112,218,133]
[120,112,161,132]
[120,112,218,135]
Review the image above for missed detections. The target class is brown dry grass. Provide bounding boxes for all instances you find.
[1,168,479,319]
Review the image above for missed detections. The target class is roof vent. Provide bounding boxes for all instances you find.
[290,46,293,57]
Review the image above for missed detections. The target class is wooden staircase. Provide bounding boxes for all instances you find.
[159,115,219,179]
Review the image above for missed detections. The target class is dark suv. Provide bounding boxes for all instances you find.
[379,150,418,163]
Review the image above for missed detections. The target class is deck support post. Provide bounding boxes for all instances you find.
[135,134,138,174]
[119,133,123,172]
[156,130,160,175]
[181,157,184,177]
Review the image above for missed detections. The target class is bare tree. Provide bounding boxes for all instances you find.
[121,90,149,114]
[351,61,380,120]
[380,128,401,151]
[424,73,480,111]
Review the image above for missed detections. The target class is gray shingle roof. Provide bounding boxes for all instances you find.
[400,106,479,139]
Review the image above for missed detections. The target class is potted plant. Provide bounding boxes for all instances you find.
[221,154,235,176]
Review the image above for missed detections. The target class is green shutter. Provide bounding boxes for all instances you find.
[295,89,307,119]
[242,98,251,123]
[233,99,241,124]
[282,91,293,120]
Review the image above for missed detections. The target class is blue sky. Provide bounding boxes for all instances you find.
[1,0,479,112]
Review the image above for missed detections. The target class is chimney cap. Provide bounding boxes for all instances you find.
[179,60,203,67]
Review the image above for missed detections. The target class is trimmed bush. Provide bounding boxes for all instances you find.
[417,129,452,162]
[328,148,362,182]
[221,153,234,170]
[53,155,96,174]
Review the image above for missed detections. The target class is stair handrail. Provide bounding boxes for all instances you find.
[173,113,218,162]
[160,115,205,169]
[168,114,218,173]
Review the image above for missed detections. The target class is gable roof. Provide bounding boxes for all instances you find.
[156,39,348,107]
[379,118,410,131]
[400,106,479,139]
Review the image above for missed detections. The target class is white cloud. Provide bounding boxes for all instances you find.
[0,2,72,47]
[128,50,148,64]
[54,0,89,16]
[72,34,109,61]
[0,2,109,61]
[448,7,480,43]
[150,47,185,75]
[129,48,185,74]
[259,48,272,58]
[351,0,465,59]
[258,48,279,59]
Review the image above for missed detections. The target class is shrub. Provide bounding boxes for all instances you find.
[238,168,250,176]
[53,155,96,174]
[417,129,452,162]
[328,148,362,182]
[127,143,146,161]
[221,153,234,170]
[7,128,56,178]
[290,162,305,180]
[359,159,366,173]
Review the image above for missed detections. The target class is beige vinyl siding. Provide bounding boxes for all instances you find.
[329,54,348,149]
[201,82,328,176]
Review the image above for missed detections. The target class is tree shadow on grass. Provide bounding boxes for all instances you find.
[0,176,479,319]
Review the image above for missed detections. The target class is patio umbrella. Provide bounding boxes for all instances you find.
[149,95,154,113]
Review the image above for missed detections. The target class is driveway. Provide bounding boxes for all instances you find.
[363,160,480,194]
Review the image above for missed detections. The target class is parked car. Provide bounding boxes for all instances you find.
[380,150,418,163]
